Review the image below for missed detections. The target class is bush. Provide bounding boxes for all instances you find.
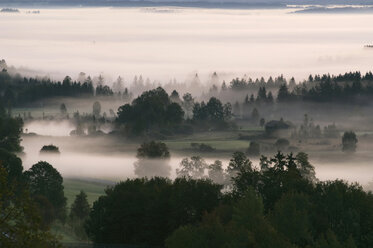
[190,143,215,152]
[40,145,60,154]
[137,141,170,159]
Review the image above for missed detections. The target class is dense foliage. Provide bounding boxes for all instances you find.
[0,70,94,106]
[0,104,23,152]
[0,114,62,246]
[0,167,61,248]
[40,144,60,153]
[117,87,184,135]
[137,141,170,159]
[24,161,67,223]
[86,151,373,248]
[85,177,222,246]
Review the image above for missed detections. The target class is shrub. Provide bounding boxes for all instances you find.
[40,145,60,154]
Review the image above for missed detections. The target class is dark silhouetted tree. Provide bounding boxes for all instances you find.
[24,161,67,222]
[342,131,358,152]
[92,101,101,117]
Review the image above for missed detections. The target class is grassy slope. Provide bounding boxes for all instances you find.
[164,128,263,156]
[63,178,110,207]
[50,179,110,244]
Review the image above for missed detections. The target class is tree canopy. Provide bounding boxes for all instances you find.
[24,161,67,222]
[117,87,184,135]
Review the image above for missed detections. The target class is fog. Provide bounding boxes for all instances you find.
[25,120,75,136]
[1,7,373,83]
[19,121,373,188]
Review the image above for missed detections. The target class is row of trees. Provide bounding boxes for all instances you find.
[227,71,373,105]
[116,87,234,137]
[0,69,132,107]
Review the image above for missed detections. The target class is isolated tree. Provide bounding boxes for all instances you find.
[177,156,207,179]
[251,108,259,124]
[135,141,171,177]
[207,160,225,184]
[342,131,358,152]
[92,101,101,117]
[137,141,170,159]
[69,190,90,240]
[40,144,60,154]
[70,191,90,221]
[60,103,67,115]
[24,161,67,221]
[182,93,194,119]
[170,90,182,103]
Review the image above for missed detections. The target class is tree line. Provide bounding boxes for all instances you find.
[222,71,373,105]
[0,69,131,107]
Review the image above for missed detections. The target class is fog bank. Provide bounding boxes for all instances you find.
[1,7,373,82]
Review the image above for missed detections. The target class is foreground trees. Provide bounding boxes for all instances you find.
[86,177,222,246]
[0,113,62,246]
[24,161,67,223]
[86,151,373,248]
[0,167,61,248]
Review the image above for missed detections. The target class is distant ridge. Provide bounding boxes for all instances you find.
[1,0,373,9]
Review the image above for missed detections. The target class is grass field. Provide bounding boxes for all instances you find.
[164,129,263,156]
[63,178,111,207]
